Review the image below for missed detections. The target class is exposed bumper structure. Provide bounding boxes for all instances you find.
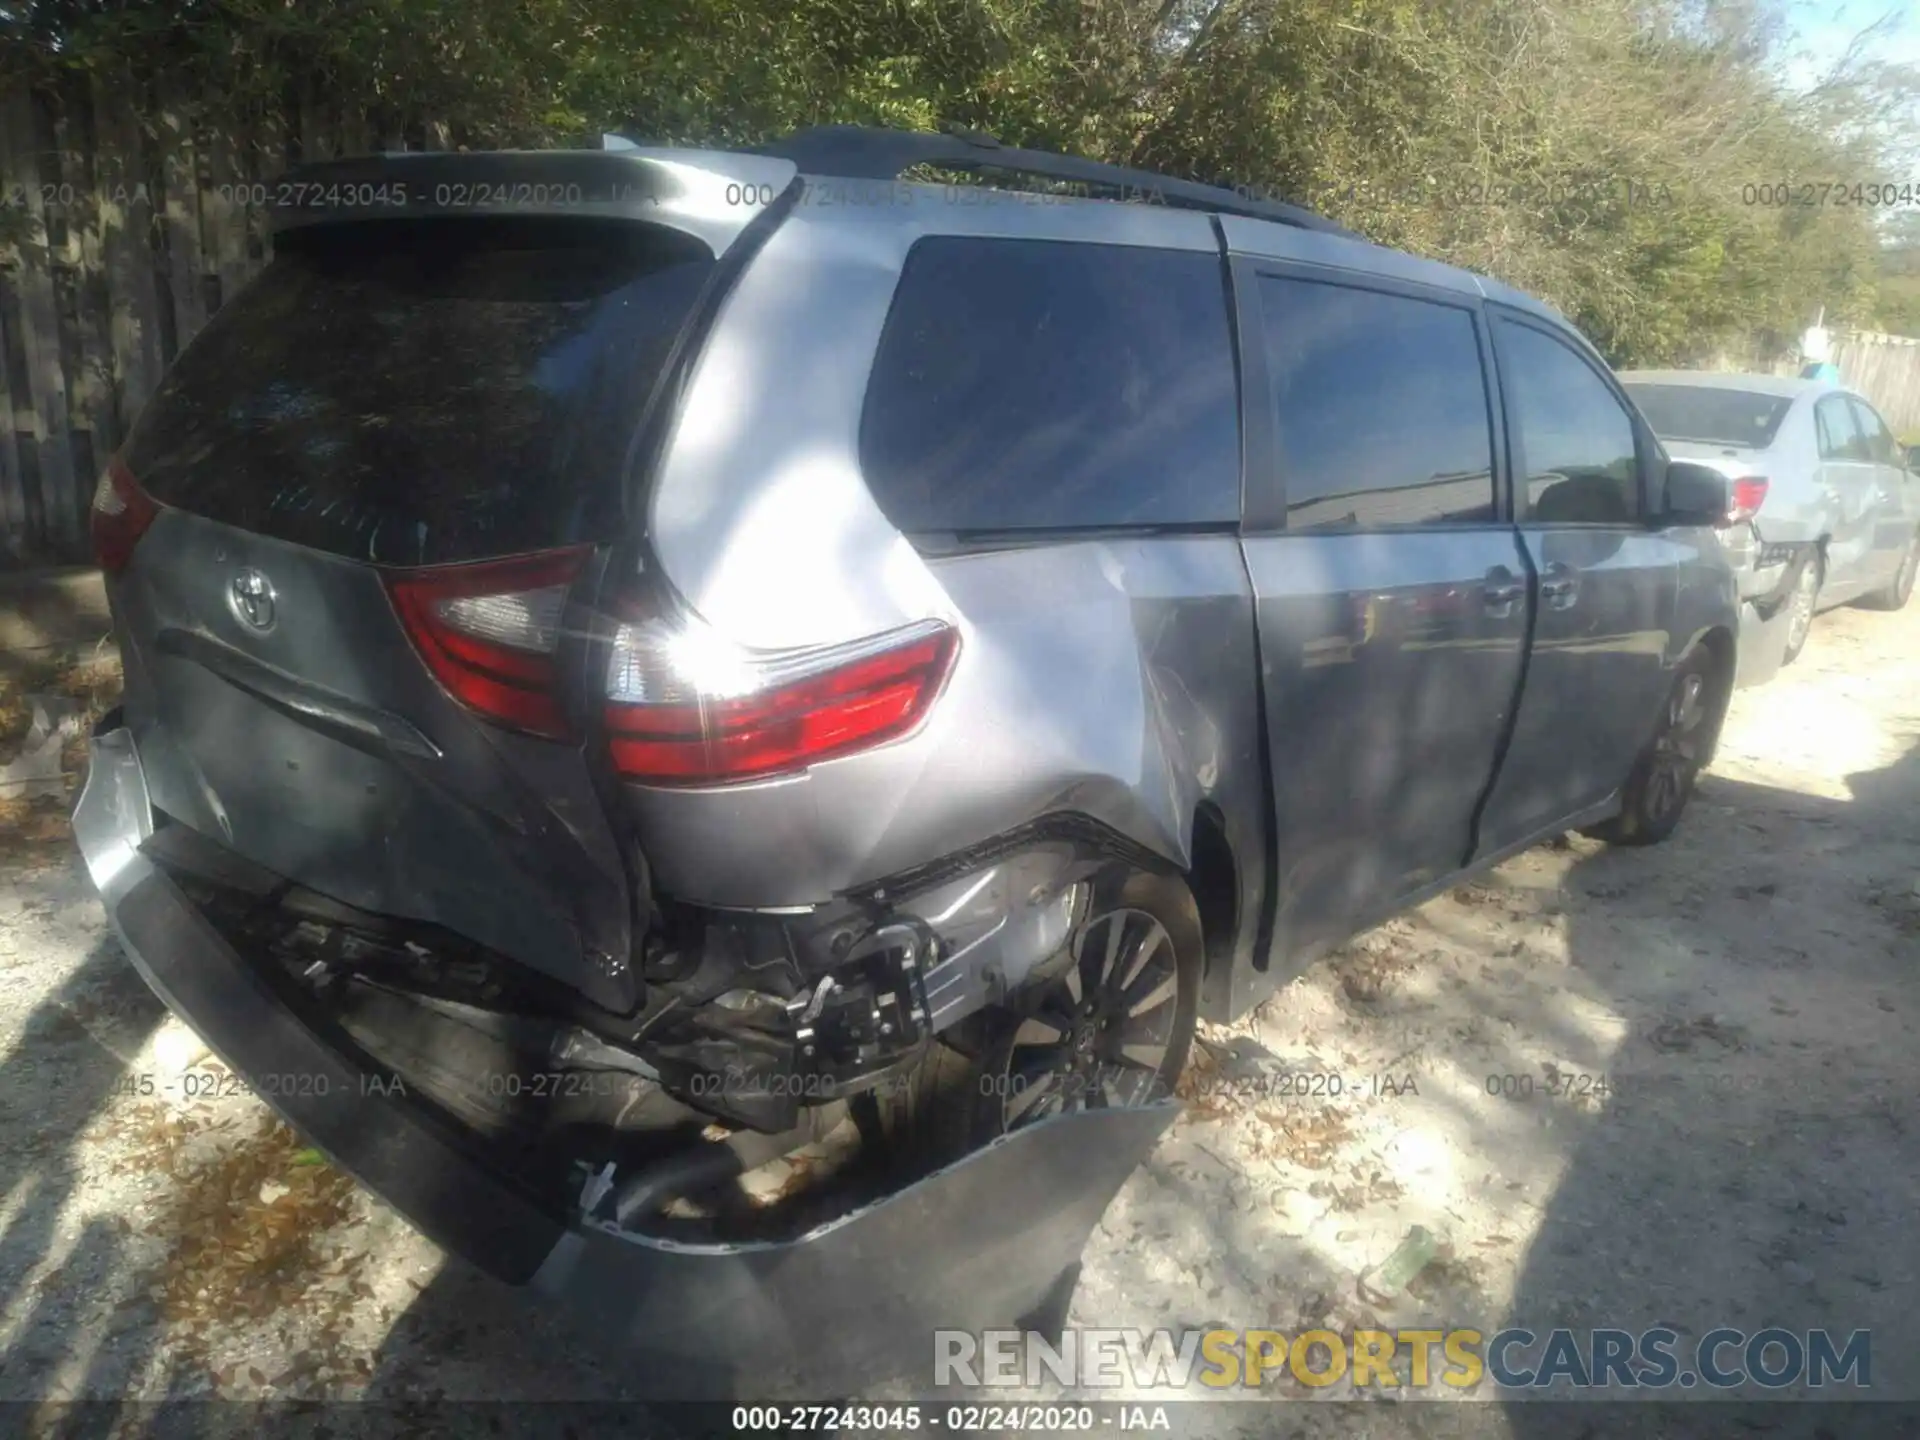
[1730,539,1815,690]
[74,721,1177,1396]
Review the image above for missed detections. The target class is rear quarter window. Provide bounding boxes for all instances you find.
[858,237,1241,536]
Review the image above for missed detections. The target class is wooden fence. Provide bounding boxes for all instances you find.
[1826,331,1920,437]
[0,77,448,568]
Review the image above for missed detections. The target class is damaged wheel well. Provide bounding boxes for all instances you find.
[1694,625,1735,767]
[1187,802,1237,980]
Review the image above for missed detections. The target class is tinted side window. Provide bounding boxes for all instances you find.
[1816,396,1864,461]
[1258,277,1494,529]
[859,239,1240,533]
[1847,397,1897,464]
[1496,319,1641,524]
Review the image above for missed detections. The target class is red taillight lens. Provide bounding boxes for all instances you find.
[90,456,161,573]
[385,548,590,741]
[604,605,959,785]
[1726,476,1769,526]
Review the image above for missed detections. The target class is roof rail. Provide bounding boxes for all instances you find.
[755,124,1358,239]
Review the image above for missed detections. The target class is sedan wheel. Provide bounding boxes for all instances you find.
[1782,556,1821,664]
[1862,535,1918,612]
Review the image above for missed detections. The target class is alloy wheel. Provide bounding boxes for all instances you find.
[1786,561,1819,655]
[1645,670,1707,824]
[996,906,1182,1130]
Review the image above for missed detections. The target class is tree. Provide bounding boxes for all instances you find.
[3,0,1910,364]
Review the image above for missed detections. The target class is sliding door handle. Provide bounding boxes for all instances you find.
[1540,562,1580,609]
[1483,568,1525,617]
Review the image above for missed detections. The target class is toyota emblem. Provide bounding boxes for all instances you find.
[228,568,277,633]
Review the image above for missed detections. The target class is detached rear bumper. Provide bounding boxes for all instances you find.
[1734,596,1792,689]
[1730,540,1816,690]
[74,720,1176,1395]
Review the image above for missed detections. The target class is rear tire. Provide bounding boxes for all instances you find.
[1781,551,1822,665]
[1583,647,1719,848]
[1858,532,1919,612]
[867,866,1201,1174]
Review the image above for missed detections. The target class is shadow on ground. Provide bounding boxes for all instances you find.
[0,937,168,1401]
[1497,738,1920,1438]
[344,735,1920,1434]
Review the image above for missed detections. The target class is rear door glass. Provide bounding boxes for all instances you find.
[1256,275,1496,529]
[1495,319,1642,524]
[124,217,715,565]
[858,238,1241,535]
[1846,397,1897,465]
[1815,396,1865,462]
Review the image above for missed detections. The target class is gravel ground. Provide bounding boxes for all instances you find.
[1,598,1915,1436]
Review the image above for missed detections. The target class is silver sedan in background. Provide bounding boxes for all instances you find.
[1622,371,1920,669]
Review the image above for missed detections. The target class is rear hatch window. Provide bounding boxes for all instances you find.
[124,217,714,565]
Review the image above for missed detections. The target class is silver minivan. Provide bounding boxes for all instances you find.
[1622,371,1920,668]
[74,126,1743,1365]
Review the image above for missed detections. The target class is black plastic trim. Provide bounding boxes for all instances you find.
[757,124,1358,238]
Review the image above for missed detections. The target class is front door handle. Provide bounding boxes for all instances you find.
[1540,562,1580,609]
[1483,567,1525,617]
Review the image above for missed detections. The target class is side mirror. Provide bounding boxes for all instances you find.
[1659,460,1731,527]
[1905,443,1920,473]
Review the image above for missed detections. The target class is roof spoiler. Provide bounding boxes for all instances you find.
[269,147,799,259]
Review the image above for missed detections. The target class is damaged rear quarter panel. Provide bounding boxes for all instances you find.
[626,191,1269,1004]
[620,537,1264,911]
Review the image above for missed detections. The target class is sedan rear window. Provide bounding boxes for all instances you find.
[1624,383,1793,450]
[124,217,715,565]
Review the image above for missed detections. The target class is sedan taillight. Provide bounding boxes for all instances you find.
[385,548,592,740]
[1726,476,1769,526]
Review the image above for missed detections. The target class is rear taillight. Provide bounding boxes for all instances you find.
[603,602,959,785]
[1726,476,1769,526]
[385,548,591,740]
[90,456,161,573]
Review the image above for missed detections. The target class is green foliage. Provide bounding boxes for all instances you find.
[1873,213,1920,339]
[5,0,1915,361]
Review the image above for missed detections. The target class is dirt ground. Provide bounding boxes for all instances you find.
[0,595,1915,1434]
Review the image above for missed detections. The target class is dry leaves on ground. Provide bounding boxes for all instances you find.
[104,1097,374,1393]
